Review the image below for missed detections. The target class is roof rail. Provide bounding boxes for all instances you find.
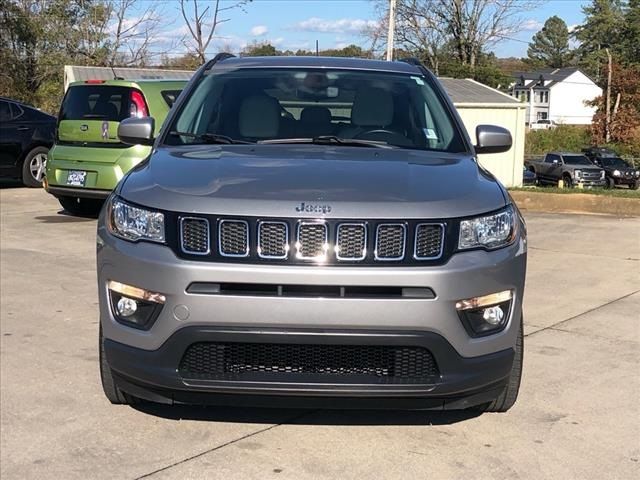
[398,57,423,67]
[203,52,236,71]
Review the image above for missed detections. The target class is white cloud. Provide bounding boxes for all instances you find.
[250,25,268,36]
[521,19,543,31]
[293,17,378,34]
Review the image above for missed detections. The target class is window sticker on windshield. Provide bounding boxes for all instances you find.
[411,76,425,85]
[423,128,438,140]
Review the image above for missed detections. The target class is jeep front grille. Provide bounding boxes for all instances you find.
[180,218,210,255]
[176,216,447,265]
[375,224,406,260]
[179,342,439,383]
[296,222,328,260]
[414,224,444,259]
[219,220,249,257]
[258,221,289,259]
[336,223,367,260]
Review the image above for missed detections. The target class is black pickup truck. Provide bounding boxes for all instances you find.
[582,147,639,189]
[525,152,605,188]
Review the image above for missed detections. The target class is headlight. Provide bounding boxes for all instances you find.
[635,171,640,177]
[574,169,582,178]
[613,170,621,177]
[459,206,517,250]
[108,196,165,243]
[601,170,606,179]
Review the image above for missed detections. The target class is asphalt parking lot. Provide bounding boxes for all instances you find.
[1,185,639,480]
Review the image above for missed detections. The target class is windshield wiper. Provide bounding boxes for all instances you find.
[258,136,395,148]
[168,131,253,145]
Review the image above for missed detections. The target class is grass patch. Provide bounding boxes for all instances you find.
[509,186,640,199]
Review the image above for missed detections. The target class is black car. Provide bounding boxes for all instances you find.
[582,147,640,189]
[0,97,56,187]
[523,166,537,186]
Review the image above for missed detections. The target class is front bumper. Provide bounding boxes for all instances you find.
[105,326,515,409]
[576,178,606,187]
[611,175,639,186]
[98,217,526,405]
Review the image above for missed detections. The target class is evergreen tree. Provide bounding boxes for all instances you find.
[573,0,625,77]
[526,16,573,68]
[620,0,640,64]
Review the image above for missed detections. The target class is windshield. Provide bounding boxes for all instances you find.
[562,155,592,166]
[165,68,466,152]
[600,157,629,168]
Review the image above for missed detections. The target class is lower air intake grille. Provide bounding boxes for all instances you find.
[415,224,444,259]
[219,220,249,257]
[179,342,439,382]
[180,218,210,254]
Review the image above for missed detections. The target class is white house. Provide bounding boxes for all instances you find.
[510,67,602,125]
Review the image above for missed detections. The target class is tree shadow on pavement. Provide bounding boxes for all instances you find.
[134,403,482,426]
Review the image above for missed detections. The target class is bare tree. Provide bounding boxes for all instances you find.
[365,1,447,72]
[107,0,173,66]
[367,0,536,69]
[179,0,251,64]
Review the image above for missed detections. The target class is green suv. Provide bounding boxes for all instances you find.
[45,79,187,215]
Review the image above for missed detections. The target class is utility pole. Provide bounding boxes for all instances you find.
[386,0,396,61]
[605,48,612,143]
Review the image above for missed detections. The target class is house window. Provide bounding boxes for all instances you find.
[526,91,531,102]
[543,91,549,103]
[537,111,548,120]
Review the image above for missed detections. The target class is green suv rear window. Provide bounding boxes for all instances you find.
[60,85,131,122]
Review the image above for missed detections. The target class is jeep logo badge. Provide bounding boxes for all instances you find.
[80,124,88,131]
[295,202,332,214]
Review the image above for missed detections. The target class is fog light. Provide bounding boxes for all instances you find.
[116,297,138,317]
[456,290,513,337]
[108,281,165,330]
[482,305,504,325]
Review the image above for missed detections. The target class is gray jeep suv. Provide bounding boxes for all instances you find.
[97,55,527,412]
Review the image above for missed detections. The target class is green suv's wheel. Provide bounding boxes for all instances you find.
[58,196,103,217]
[99,325,139,405]
[632,181,640,190]
[478,313,523,413]
[22,147,48,187]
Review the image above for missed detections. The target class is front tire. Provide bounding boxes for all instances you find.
[562,174,573,189]
[478,313,524,413]
[632,181,639,190]
[58,196,103,217]
[21,146,48,187]
[605,177,615,189]
[99,325,138,405]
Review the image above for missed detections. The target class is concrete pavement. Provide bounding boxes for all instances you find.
[1,186,638,479]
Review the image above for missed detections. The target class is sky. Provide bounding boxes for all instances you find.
[140,0,589,59]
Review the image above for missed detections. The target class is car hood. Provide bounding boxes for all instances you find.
[120,145,507,219]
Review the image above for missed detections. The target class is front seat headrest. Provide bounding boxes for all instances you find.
[238,95,280,138]
[300,106,332,124]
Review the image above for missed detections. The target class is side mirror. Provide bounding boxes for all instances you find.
[474,125,512,155]
[118,117,155,146]
[552,159,560,165]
